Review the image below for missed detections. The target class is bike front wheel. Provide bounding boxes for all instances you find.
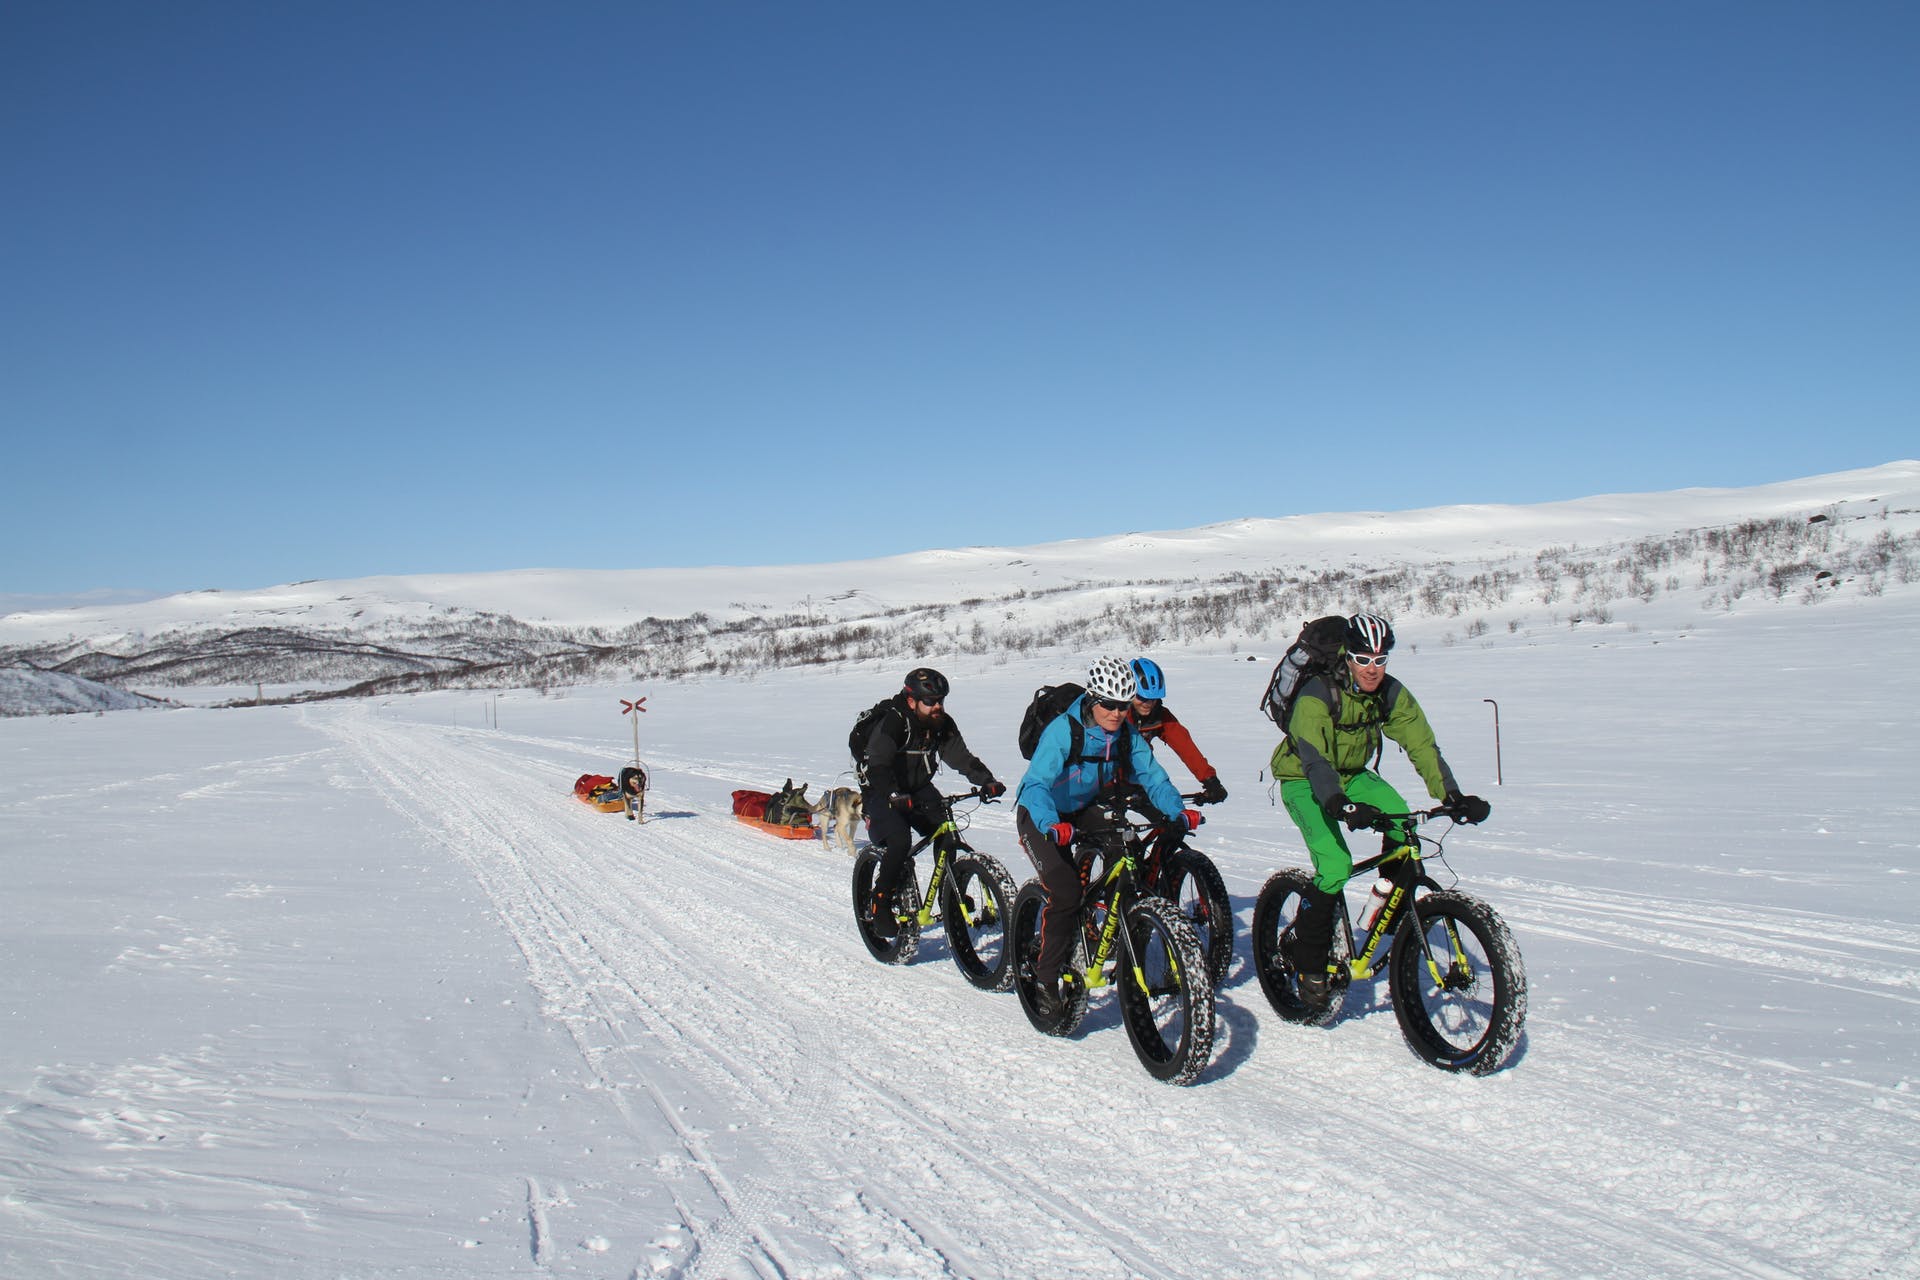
[1115,894,1216,1085]
[1160,850,1234,984]
[851,849,922,966]
[1250,868,1349,1026]
[1388,889,1526,1075]
[944,853,1018,991]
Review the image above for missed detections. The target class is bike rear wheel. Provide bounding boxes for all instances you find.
[1010,880,1088,1036]
[851,849,921,966]
[1161,850,1233,984]
[1388,889,1526,1075]
[944,853,1018,991]
[1250,868,1348,1026]
[1115,894,1216,1085]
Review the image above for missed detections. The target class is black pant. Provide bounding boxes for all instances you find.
[862,781,944,899]
[1016,807,1085,988]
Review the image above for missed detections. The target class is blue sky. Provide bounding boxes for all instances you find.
[4,1,1915,600]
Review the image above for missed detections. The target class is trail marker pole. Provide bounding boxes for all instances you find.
[621,696,649,822]
[621,696,647,765]
[1483,698,1503,785]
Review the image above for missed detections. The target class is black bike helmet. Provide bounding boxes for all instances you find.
[1345,613,1395,655]
[903,667,950,703]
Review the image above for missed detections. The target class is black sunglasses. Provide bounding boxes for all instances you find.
[1091,696,1130,712]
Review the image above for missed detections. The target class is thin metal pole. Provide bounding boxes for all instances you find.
[1483,698,1502,785]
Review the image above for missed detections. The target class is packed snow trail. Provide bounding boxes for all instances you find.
[309,698,1920,1279]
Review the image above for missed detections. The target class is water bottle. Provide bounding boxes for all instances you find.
[1357,878,1392,932]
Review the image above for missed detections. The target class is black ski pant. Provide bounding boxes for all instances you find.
[862,781,945,900]
[1017,806,1085,989]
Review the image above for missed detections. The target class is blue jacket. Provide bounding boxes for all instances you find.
[1016,695,1187,830]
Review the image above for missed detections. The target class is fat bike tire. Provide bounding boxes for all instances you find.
[1010,880,1088,1036]
[944,854,1018,991]
[1162,850,1234,984]
[1389,889,1526,1075]
[1116,895,1216,1085]
[1251,868,1348,1027]
[851,849,921,966]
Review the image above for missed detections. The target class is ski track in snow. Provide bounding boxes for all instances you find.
[310,702,1920,1280]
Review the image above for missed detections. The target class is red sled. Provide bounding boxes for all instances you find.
[731,789,817,840]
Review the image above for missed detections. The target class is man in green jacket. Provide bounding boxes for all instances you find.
[1272,613,1491,1008]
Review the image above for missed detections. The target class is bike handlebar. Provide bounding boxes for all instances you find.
[1364,805,1469,829]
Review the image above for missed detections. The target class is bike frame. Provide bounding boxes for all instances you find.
[1122,789,1209,891]
[899,790,985,929]
[1340,808,1471,988]
[1073,825,1182,997]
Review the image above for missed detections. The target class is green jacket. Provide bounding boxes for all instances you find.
[1270,672,1459,812]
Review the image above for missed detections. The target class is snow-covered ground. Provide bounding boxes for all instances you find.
[4,580,1917,1277]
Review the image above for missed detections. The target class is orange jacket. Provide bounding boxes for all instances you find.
[1132,703,1215,785]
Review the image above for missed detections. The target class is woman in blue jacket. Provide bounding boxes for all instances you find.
[1015,656,1200,1020]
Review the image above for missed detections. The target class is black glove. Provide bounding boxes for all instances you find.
[980,779,1007,801]
[1446,791,1491,824]
[889,793,913,813]
[1199,775,1228,804]
[1329,795,1383,831]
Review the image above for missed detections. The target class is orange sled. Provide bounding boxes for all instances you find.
[574,766,648,816]
[731,789,817,840]
[574,774,625,812]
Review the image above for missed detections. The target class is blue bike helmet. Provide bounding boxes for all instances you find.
[1129,657,1167,701]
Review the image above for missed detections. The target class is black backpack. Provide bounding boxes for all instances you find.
[1017,681,1136,780]
[1017,683,1084,760]
[1259,616,1349,737]
[848,698,902,779]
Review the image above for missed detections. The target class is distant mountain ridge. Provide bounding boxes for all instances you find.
[2,461,1915,711]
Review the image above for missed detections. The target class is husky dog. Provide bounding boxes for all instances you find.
[618,765,648,822]
[808,786,864,856]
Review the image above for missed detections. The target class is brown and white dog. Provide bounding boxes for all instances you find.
[807,786,864,856]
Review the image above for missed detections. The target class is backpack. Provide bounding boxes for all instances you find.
[1017,681,1137,788]
[848,699,901,779]
[1260,616,1349,737]
[1017,683,1085,760]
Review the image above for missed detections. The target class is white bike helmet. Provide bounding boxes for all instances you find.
[1086,655,1138,704]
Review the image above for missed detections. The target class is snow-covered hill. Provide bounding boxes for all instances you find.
[6,462,1916,639]
[0,666,168,717]
[3,462,1916,709]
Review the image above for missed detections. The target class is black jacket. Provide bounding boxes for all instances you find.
[863,693,994,796]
